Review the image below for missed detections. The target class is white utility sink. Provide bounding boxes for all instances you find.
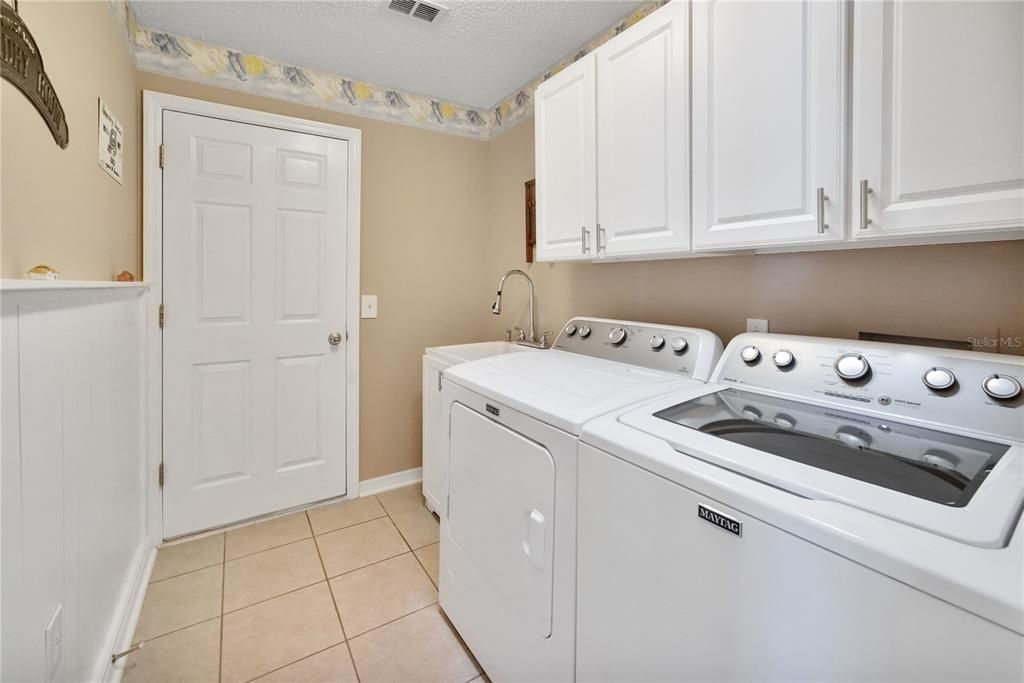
[422,340,540,516]
[425,340,538,366]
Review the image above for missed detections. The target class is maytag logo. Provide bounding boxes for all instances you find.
[485,404,500,417]
[698,504,742,537]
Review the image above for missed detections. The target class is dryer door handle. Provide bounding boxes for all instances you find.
[523,509,547,570]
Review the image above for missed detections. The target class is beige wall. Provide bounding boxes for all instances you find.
[1,1,139,280]
[137,72,496,480]
[484,121,1024,355]
[7,24,1022,484]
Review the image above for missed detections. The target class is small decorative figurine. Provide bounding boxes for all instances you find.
[27,264,59,280]
[114,270,136,282]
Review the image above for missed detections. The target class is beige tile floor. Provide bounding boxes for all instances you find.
[124,484,489,683]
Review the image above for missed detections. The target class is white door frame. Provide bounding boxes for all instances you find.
[142,91,362,543]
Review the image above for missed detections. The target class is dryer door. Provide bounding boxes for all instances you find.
[448,402,556,637]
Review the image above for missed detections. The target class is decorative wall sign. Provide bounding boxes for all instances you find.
[97,98,124,183]
[1,0,69,147]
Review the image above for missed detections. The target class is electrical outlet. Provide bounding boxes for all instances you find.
[746,318,769,333]
[44,604,63,682]
[361,295,378,319]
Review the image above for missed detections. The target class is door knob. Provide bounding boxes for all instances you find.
[328,332,343,346]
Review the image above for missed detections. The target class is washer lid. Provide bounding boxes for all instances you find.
[445,350,702,435]
[654,388,1007,508]
[618,387,1024,548]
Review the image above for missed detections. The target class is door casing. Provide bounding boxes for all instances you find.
[142,91,362,543]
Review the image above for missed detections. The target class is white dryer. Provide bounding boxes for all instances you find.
[578,333,1024,681]
[439,318,723,682]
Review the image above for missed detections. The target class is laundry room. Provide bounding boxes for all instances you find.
[1,1,1022,682]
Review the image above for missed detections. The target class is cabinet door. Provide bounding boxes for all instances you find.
[596,1,690,257]
[692,0,845,250]
[852,1,1024,239]
[534,53,596,261]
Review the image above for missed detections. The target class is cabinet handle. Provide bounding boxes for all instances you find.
[597,223,606,254]
[859,179,874,230]
[816,188,830,234]
[581,226,590,254]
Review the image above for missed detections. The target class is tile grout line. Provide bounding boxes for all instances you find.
[225,530,316,562]
[219,527,226,683]
[241,641,349,683]
[310,508,363,683]
[148,558,224,586]
[312,512,391,541]
[347,601,441,642]
[411,544,439,590]
[133,614,223,647]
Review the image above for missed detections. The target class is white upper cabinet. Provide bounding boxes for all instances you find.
[596,1,690,257]
[851,1,1024,240]
[692,0,846,250]
[534,52,597,261]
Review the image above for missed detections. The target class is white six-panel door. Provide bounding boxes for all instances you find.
[596,1,690,257]
[534,53,597,261]
[851,0,1024,239]
[162,111,349,537]
[692,0,845,250]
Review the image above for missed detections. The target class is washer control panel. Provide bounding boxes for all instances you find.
[553,318,723,381]
[715,333,1024,440]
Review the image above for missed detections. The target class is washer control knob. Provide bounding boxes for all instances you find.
[579,326,592,339]
[609,327,627,345]
[772,349,795,368]
[650,335,666,350]
[740,345,761,363]
[834,353,870,381]
[670,337,688,353]
[922,367,956,391]
[565,323,578,337]
[982,374,1022,401]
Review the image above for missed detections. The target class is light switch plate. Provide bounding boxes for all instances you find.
[746,318,769,333]
[361,295,378,319]
[45,604,63,682]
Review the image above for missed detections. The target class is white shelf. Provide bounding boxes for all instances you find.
[1,279,149,292]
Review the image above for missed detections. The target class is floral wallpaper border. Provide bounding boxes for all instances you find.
[119,0,668,140]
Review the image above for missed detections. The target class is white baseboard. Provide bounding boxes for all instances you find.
[359,467,422,497]
[97,542,157,682]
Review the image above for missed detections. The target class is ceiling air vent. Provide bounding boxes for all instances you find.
[412,2,442,22]
[388,0,446,23]
[388,0,416,14]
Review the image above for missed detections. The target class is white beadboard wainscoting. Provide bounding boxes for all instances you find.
[1,281,154,683]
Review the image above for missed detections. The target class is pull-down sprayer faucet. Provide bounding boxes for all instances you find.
[492,270,548,348]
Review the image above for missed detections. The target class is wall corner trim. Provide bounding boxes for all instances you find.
[96,544,157,683]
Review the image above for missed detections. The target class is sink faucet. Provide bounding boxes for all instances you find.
[491,269,542,347]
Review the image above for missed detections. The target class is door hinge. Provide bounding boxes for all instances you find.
[437,371,442,392]
[158,143,165,169]
[158,462,165,488]
[158,303,165,328]
[446,494,450,518]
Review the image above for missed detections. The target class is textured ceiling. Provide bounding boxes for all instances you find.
[130,0,642,108]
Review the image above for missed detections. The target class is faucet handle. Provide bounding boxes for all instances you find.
[514,326,526,341]
[540,331,553,348]
[505,328,513,342]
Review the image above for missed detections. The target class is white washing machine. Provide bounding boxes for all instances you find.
[578,333,1024,681]
[439,317,723,682]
